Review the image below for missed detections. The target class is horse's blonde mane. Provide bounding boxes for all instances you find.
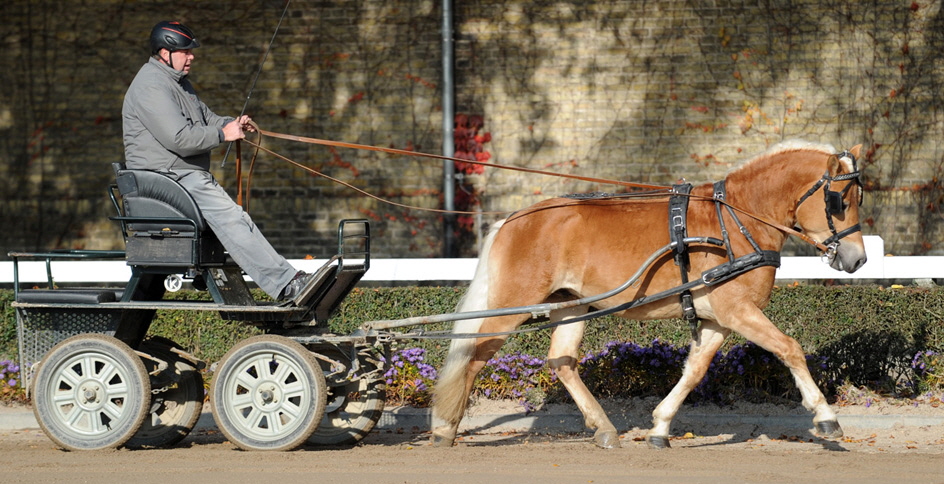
[729,139,841,175]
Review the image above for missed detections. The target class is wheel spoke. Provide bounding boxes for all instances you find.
[236,366,259,388]
[254,359,270,380]
[88,410,105,434]
[270,358,290,383]
[94,359,117,382]
[63,405,84,427]
[228,391,253,408]
[281,380,307,400]
[59,366,83,388]
[244,406,265,429]
[278,400,303,419]
[267,411,285,434]
[51,388,77,404]
[101,399,125,422]
[103,380,129,399]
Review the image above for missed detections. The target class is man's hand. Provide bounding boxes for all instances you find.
[238,115,256,133]
[222,115,255,141]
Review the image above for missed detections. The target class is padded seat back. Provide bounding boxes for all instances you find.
[113,164,206,233]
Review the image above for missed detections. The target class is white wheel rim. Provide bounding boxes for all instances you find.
[219,349,315,442]
[43,351,138,438]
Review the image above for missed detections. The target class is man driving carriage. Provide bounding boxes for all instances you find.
[122,21,314,303]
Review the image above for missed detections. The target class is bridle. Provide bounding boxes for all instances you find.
[794,150,864,259]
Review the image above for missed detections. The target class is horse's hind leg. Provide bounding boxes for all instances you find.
[431,317,516,447]
[547,309,619,449]
[646,319,729,449]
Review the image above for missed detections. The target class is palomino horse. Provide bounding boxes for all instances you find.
[431,140,866,449]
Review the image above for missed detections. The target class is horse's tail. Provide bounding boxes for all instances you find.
[432,219,505,424]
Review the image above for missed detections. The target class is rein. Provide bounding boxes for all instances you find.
[253,127,669,191]
[235,125,855,254]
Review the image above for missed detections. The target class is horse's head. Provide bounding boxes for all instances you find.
[794,144,867,273]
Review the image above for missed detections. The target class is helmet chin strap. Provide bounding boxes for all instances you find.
[160,49,176,71]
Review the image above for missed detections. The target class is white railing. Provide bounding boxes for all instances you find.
[2,236,941,285]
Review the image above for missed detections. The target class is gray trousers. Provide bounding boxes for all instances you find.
[174,170,297,298]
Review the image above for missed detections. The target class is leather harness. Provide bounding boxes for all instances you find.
[669,181,782,341]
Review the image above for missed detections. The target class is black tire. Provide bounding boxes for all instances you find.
[307,346,386,446]
[126,337,205,449]
[31,333,150,451]
[210,335,326,451]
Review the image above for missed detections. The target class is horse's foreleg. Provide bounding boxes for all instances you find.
[548,313,619,449]
[719,304,842,439]
[787,344,843,438]
[646,319,729,449]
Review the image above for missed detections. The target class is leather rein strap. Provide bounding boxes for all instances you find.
[255,127,669,191]
[236,125,835,253]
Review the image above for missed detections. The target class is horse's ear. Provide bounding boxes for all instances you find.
[849,144,862,159]
[827,154,841,176]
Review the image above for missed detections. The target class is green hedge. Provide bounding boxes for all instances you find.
[3,285,943,387]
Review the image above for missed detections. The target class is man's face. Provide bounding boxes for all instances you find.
[160,48,194,74]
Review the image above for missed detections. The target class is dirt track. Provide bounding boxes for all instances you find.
[3,401,943,484]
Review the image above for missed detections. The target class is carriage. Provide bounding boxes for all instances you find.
[10,163,379,452]
[10,141,867,452]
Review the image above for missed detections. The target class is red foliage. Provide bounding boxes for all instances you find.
[453,114,491,175]
[348,92,365,104]
[451,113,490,240]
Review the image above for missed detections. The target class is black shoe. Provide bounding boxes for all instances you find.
[279,271,310,301]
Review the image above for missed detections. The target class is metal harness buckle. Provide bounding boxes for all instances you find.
[822,242,839,265]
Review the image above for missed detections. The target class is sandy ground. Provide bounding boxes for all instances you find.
[2,398,942,484]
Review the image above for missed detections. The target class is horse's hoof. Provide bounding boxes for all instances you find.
[815,420,843,439]
[430,432,456,447]
[593,429,620,449]
[645,435,671,449]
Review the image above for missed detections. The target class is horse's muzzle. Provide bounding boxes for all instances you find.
[830,243,867,273]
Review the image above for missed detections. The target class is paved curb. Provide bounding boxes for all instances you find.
[3,407,943,433]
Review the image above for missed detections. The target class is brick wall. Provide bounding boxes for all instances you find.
[2,0,943,260]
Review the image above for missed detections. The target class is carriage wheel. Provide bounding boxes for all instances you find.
[31,333,150,451]
[307,346,386,446]
[126,337,205,449]
[210,335,326,451]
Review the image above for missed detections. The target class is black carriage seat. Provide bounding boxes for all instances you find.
[111,162,226,268]
[116,166,206,234]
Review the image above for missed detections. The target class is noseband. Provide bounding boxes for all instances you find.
[795,150,864,258]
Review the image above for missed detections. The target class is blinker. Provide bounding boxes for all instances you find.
[826,190,844,216]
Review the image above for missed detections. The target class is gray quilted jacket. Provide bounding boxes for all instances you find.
[122,57,233,172]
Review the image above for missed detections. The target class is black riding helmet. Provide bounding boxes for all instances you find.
[150,21,200,55]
